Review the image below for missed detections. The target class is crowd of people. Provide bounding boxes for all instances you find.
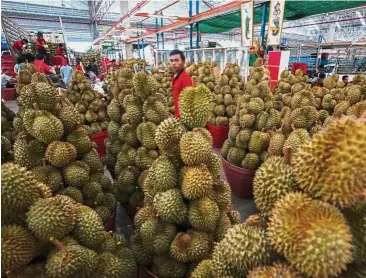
[1,32,103,89]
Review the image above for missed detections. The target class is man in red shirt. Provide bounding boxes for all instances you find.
[57,44,65,56]
[36,32,52,65]
[34,54,56,75]
[12,38,28,57]
[170,49,193,118]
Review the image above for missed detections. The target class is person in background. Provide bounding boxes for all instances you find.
[34,54,56,75]
[14,56,25,73]
[311,72,326,87]
[12,38,28,57]
[1,69,16,88]
[36,32,52,65]
[90,59,99,76]
[342,75,349,87]
[169,49,193,118]
[75,58,85,73]
[57,43,65,56]
[86,64,97,85]
[60,61,72,87]
[107,59,116,71]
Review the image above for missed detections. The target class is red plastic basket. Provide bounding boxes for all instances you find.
[221,156,256,198]
[1,88,17,101]
[91,130,108,157]
[207,122,229,148]
[104,209,116,231]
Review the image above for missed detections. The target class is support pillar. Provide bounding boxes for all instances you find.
[196,0,200,49]
[260,2,268,47]
[189,0,193,61]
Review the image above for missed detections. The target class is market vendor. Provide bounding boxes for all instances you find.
[36,31,52,65]
[12,38,28,57]
[170,49,192,118]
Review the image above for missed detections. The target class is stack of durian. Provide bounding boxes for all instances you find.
[2,162,137,277]
[106,69,170,211]
[273,68,309,112]
[210,63,242,126]
[124,58,146,71]
[12,71,117,225]
[67,70,108,135]
[1,102,16,163]
[104,68,135,172]
[186,61,216,91]
[131,84,241,278]
[221,58,279,170]
[152,65,175,114]
[193,113,366,277]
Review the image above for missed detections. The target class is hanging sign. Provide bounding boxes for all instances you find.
[241,1,254,47]
[267,0,286,46]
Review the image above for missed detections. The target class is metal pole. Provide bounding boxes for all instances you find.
[260,2,268,47]
[155,16,160,49]
[137,30,141,58]
[161,12,165,49]
[59,16,72,64]
[141,23,145,59]
[196,0,199,49]
[189,0,193,61]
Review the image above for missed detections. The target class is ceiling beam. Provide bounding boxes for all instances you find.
[125,0,249,43]
[93,0,151,45]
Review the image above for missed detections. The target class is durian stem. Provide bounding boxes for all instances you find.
[33,103,39,110]
[50,237,65,252]
[38,187,47,199]
[291,124,296,131]
[42,159,47,167]
[284,148,292,165]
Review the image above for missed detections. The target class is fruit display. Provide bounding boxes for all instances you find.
[65,70,108,135]
[124,58,146,71]
[210,63,242,126]
[12,70,116,224]
[1,162,137,277]
[221,58,279,170]
[105,68,169,210]
[193,113,365,277]
[132,84,241,278]
[74,51,102,74]
[1,102,16,163]
[151,65,175,114]
[186,61,216,91]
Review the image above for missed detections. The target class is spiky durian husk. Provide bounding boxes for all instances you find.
[268,192,353,278]
[247,263,302,278]
[292,116,366,208]
[179,85,212,130]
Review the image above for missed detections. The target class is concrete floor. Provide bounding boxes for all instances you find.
[4,99,257,228]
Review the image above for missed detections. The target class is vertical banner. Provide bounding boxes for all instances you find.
[241,1,254,47]
[267,0,286,46]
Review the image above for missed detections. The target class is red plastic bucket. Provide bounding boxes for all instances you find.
[221,156,256,198]
[207,122,229,148]
[91,130,108,157]
[1,88,17,101]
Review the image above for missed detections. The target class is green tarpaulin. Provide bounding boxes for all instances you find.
[199,1,365,34]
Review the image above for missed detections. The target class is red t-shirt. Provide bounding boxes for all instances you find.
[171,69,193,118]
[75,64,84,72]
[34,59,51,74]
[36,37,46,50]
[12,40,23,50]
[57,46,64,56]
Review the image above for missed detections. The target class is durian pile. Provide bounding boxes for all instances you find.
[186,61,216,91]
[210,63,242,126]
[131,84,241,278]
[124,58,146,71]
[151,65,175,114]
[12,70,117,225]
[1,101,16,163]
[2,162,137,278]
[221,58,279,170]
[66,70,109,135]
[194,113,366,277]
[105,69,170,211]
